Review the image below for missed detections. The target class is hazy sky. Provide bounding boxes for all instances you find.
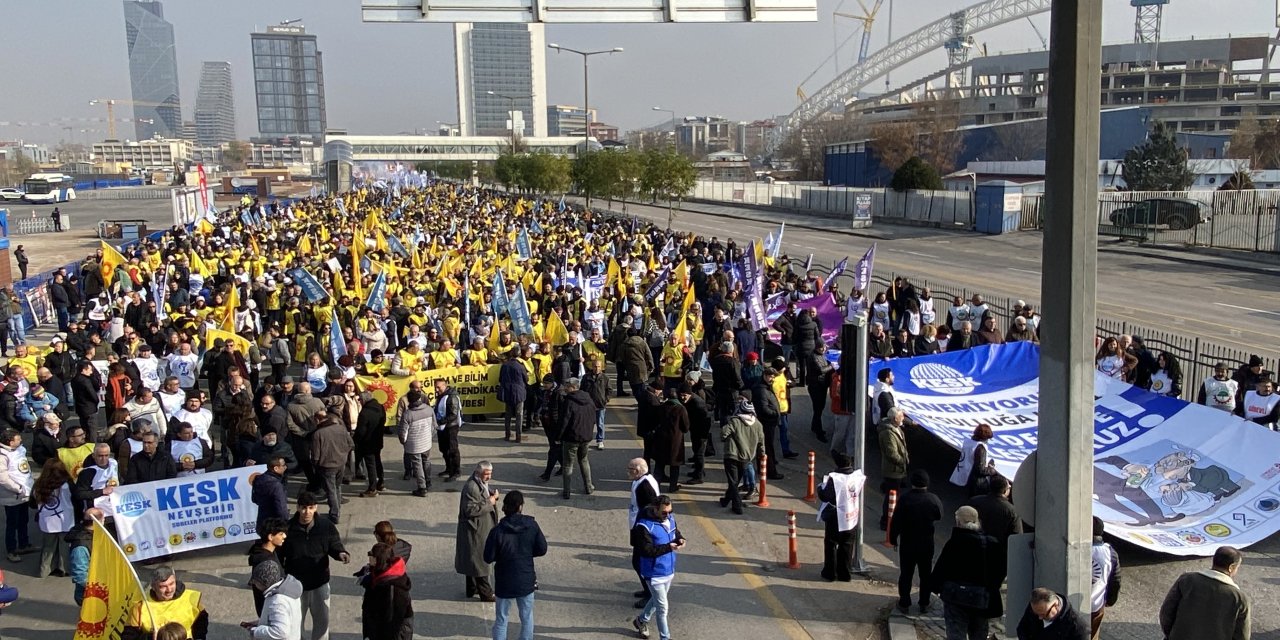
[0,0,1272,145]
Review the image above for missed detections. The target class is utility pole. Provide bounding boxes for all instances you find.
[548,43,623,156]
[1036,0,1102,611]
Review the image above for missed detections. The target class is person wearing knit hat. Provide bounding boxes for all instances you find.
[890,468,943,615]
[242,558,304,639]
[927,505,1002,638]
[719,395,763,515]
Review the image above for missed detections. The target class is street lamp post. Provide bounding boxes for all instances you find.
[548,43,623,156]
[652,106,676,150]
[486,91,519,155]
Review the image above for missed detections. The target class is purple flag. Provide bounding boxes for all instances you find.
[852,243,876,292]
[766,292,843,345]
[826,256,848,291]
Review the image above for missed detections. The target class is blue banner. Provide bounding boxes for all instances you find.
[510,284,533,337]
[868,342,1280,556]
[742,240,767,332]
[385,234,410,259]
[516,228,532,260]
[366,271,388,312]
[288,268,329,303]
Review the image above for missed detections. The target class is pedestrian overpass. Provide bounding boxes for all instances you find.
[325,134,583,162]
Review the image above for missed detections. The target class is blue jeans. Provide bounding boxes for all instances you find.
[779,414,793,454]
[8,317,24,345]
[639,577,672,640]
[56,307,70,332]
[595,408,606,443]
[492,592,535,640]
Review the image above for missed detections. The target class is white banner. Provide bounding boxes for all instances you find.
[109,466,264,561]
[870,343,1280,556]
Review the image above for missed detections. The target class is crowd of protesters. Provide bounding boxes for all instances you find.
[0,176,1257,640]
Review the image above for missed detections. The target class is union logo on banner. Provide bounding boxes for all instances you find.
[908,362,981,395]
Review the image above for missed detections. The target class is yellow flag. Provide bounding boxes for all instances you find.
[374,228,390,253]
[189,251,212,278]
[74,520,154,640]
[207,327,251,354]
[350,230,364,300]
[583,338,604,362]
[545,311,570,347]
[299,235,314,256]
[674,285,696,337]
[222,285,238,331]
[99,241,127,286]
[195,218,215,235]
[674,261,689,287]
[333,269,348,300]
[318,225,330,243]
[607,257,623,296]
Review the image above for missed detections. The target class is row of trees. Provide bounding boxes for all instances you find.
[478,147,697,224]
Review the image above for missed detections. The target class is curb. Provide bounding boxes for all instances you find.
[886,614,917,640]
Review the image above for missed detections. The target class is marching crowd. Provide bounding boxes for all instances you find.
[0,178,1256,640]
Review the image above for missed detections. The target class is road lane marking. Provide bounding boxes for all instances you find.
[1213,302,1280,317]
[1009,268,1040,275]
[613,408,814,640]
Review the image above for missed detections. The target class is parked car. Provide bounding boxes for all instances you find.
[1108,198,1208,230]
[0,188,24,201]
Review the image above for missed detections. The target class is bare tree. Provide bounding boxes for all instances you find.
[778,116,864,181]
[991,120,1046,161]
[917,101,964,175]
[869,121,917,174]
[1227,113,1259,164]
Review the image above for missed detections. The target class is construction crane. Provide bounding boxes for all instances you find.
[797,0,884,102]
[88,98,171,139]
[1026,17,1047,49]
[1131,0,1167,44]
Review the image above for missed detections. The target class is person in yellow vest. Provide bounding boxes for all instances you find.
[660,333,687,393]
[124,565,208,640]
[463,338,490,367]
[57,426,95,480]
[391,343,425,377]
[429,340,459,370]
[9,345,39,384]
[531,342,553,386]
[441,309,462,345]
[770,356,799,460]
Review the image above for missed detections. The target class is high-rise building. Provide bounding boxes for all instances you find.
[546,105,596,138]
[195,61,236,146]
[454,23,547,138]
[250,24,326,141]
[123,1,182,139]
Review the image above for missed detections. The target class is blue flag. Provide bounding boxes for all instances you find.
[530,219,545,235]
[329,313,347,364]
[803,253,813,272]
[510,284,533,337]
[643,264,672,304]
[288,268,329,303]
[515,228,531,260]
[492,269,510,317]
[386,234,410,259]
[770,223,786,259]
[557,194,566,213]
[463,270,471,329]
[366,271,388,312]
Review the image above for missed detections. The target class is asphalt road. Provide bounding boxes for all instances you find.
[596,196,1280,640]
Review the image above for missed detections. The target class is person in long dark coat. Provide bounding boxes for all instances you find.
[353,393,386,496]
[928,506,1003,639]
[635,381,665,470]
[455,462,500,601]
[361,542,414,640]
[652,389,690,492]
[680,382,713,485]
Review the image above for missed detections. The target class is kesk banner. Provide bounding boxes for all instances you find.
[868,342,1280,556]
[74,520,154,640]
[358,363,503,424]
[108,466,265,562]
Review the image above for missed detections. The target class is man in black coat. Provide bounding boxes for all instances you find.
[280,492,350,640]
[558,378,596,499]
[123,433,176,485]
[252,457,291,535]
[353,393,386,497]
[806,344,834,443]
[679,382,712,485]
[751,368,784,480]
[1016,588,1091,640]
[258,394,290,439]
[771,304,797,363]
[709,342,743,425]
[497,353,528,442]
[889,470,944,614]
[70,361,101,437]
[483,490,548,638]
[793,308,823,387]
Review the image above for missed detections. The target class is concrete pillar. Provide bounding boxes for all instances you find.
[1035,0,1102,610]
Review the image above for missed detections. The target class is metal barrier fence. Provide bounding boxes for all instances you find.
[13,217,57,235]
[690,180,975,228]
[77,188,174,200]
[72,178,146,191]
[1020,189,1280,252]
[817,269,1277,403]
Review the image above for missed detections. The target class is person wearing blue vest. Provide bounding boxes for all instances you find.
[630,495,685,640]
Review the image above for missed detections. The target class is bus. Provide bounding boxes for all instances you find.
[21,173,76,204]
